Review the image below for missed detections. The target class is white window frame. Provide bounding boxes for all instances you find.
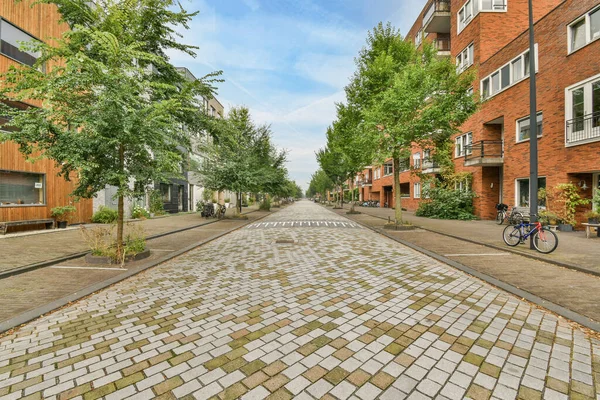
[414,182,421,199]
[413,152,422,169]
[564,72,600,146]
[516,112,543,143]
[415,29,423,47]
[458,0,507,34]
[480,45,538,100]
[455,132,473,157]
[456,43,474,72]
[567,5,600,54]
[383,162,393,176]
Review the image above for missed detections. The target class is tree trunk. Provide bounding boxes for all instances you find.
[340,184,343,208]
[393,156,403,224]
[116,144,125,261]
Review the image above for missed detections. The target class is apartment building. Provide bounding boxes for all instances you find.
[0,1,93,232]
[359,0,600,224]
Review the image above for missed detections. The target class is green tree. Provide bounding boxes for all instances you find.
[0,0,219,259]
[364,42,477,223]
[307,169,334,201]
[198,107,287,214]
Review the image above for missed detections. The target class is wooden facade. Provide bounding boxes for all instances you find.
[0,1,93,227]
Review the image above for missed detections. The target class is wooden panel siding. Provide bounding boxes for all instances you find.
[1,1,93,226]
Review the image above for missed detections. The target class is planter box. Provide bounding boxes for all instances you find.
[558,224,573,232]
[588,218,600,224]
[85,248,151,265]
[383,223,415,231]
[57,221,68,229]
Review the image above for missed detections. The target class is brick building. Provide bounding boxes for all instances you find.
[358,0,600,224]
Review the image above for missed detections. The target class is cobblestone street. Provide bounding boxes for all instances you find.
[1,201,599,400]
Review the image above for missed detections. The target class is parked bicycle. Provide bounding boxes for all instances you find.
[495,203,524,225]
[502,216,558,254]
[201,203,227,219]
[215,204,227,219]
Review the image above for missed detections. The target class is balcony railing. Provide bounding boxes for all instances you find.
[422,158,440,172]
[424,0,451,26]
[566,112,600,145]
[464,140,504,166]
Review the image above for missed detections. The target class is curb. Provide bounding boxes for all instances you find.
[337,209,600,333]
[0,209,260,280]
[342,206,600,278]
[0,211,271,334]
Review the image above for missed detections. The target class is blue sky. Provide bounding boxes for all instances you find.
[169,0,427,191]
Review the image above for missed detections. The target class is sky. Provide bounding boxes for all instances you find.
[168,0,427,191]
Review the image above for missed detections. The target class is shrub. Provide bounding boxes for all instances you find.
[91,206,118,223]
[50,205,77,221]
[259,197,271,211]
[416,187,477,220]
[131,205,150,219]
[149,190,165,215]
[224,198,231,203]
[80,223,146,263]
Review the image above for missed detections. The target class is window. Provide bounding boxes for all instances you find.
[517,113,543,142]
[566,75,600,144]
[458,0,507,33]
[456,43,474,72]
[414,182,421,199]
[0,19,41,68]
[374,168,381,180]
[415,29,423,47]
[424,149,431,161]
[516,177,546,207]
[569,6,600,53]
[480,46,537,100]
[160,183,171,202]
[384,163,393,176]
[455,132,473,157]
[413,153,421,169]
[455,179,470,192]
[0,170,45,206]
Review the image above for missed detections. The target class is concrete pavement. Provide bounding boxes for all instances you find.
[0,201,598,399]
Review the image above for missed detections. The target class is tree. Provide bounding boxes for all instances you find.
[364,42,477,223]
[197,107,287,214]
[0,0,220,259]
[307,169,334,201]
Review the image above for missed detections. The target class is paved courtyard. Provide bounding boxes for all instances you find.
[0,202,599,400]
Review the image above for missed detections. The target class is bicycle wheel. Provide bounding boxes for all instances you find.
[503,225,521,246]
[533,227,558,254]
[496,212,504,225]
[510,212,524,225]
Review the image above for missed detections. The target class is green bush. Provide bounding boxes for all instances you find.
[131,205,150,219]
[149,190,165,215]
[259,197,271,211]
[91,206,118,223]
[416,187,477,220]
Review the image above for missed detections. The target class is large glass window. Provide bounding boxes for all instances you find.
[0,170,45,206]
[516,177,546,207]
[384,162,393,176]
[413,153,421,169]
[571,19,587,51]
[414,182,421,199]
[0,19,40,67]
[593,82,600,128]
[455,133,472,157]
[491,72,500,94]
[572,88,585,131]
[160,183,171,202]
[517,113,543,142]
[592,8,600,41]
[501,65,510,90]
[512,58,523,82]
[481,48,536,99]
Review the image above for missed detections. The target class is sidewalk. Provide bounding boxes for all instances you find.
[329,205,600,329]
[339,204,600,276]
[0,206,259,274]
[0,208,272,331]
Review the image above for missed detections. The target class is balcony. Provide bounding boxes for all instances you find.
[566,112,600,146]
[423,0,451,34]
[422,159,441,174]
[464,140,504,167]
[434,35,451,56]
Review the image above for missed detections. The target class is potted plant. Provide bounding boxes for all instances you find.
[224,198,231,208]
[554,183,591,232]
[585,210,600,225]
[50,205,77,228]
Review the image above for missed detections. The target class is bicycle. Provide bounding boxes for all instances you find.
[215,204,227,219]
[495,203,524,225]
[502,217,558,254]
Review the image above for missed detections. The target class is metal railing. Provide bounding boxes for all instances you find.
[566,112,600,145]
[424,0,451,25]
[422,158,440,170]
[464,140,504,161]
